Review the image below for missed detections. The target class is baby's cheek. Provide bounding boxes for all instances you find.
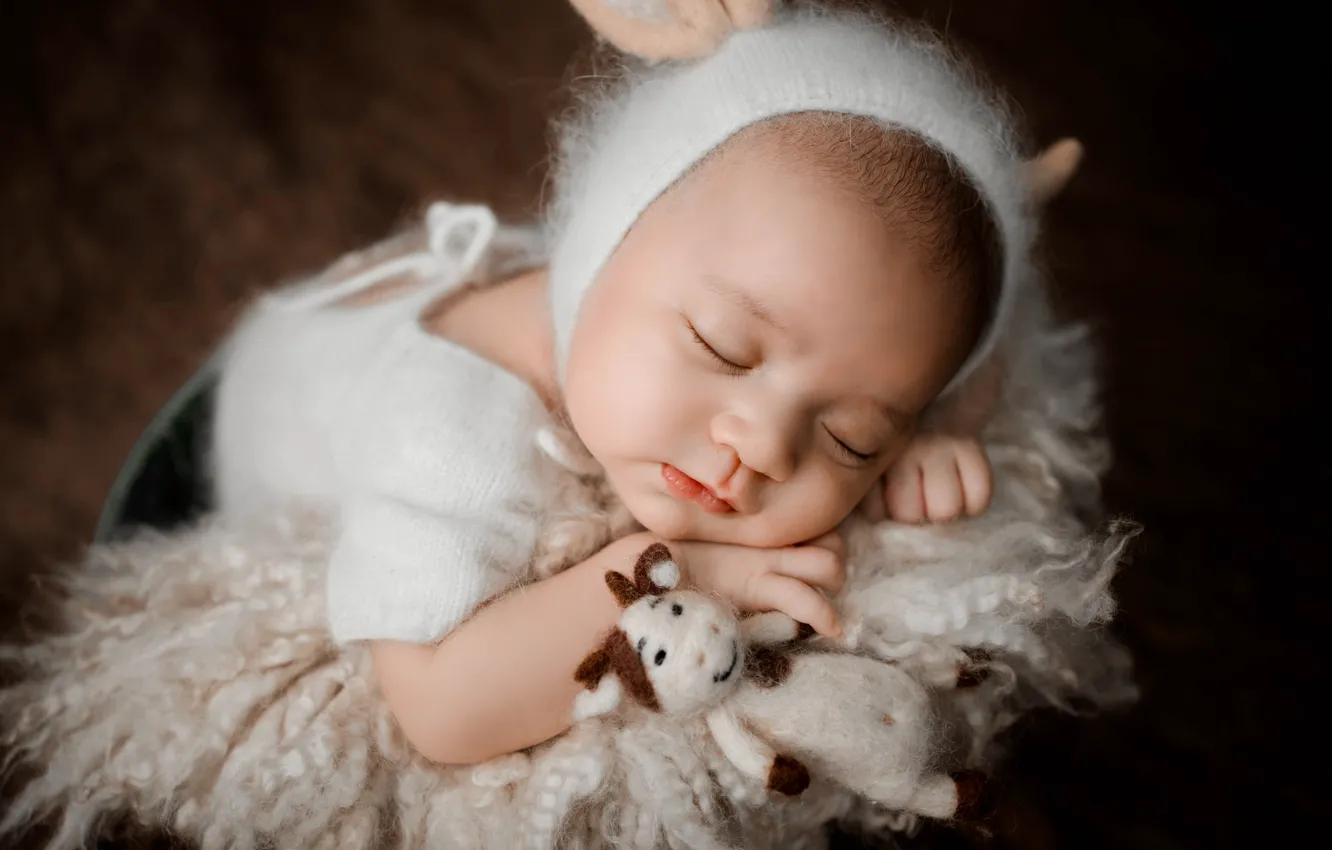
[627,494,693,541]
[750,472,863,546]
[567,355,641,454]
[574,330,693,455]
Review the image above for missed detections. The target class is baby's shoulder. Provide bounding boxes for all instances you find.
[346,338,545,498]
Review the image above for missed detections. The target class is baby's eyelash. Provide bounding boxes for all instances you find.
[827,428,875,463]
[688,322,748,376]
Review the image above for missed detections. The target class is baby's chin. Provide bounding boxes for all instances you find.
[625,492,839,549]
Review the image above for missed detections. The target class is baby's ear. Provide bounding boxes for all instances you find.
[566,0,774,63]
[1023,138,1084,205]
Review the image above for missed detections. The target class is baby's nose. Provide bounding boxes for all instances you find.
[710,411,798,484]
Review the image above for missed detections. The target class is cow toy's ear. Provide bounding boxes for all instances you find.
[605,570,645,608]
[572,670,624,720]
[575,637,614,688]
[573,633,627,720]
[634,543,680,595]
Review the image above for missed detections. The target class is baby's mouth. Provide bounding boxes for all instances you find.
[713,642,740,684]
[661,464,735,513]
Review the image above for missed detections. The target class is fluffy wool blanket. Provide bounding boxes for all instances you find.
[0,287,1137,850]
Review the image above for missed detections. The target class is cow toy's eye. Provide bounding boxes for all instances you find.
[671,603,683,616]
[647,598,661,609]
[637,637,647,652]
[654,649,667,666]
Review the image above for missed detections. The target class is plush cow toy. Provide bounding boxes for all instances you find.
[574,543,990,819]
[572,542,812,793]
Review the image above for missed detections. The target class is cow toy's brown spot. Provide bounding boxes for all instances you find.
[766,755,810,796]
[951,770,995,821]
[743,646,793,689]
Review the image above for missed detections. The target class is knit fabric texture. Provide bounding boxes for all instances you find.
[210,208,549,644]
[546,4,1032,395]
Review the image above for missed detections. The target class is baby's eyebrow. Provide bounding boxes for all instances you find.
[702,275,787,332]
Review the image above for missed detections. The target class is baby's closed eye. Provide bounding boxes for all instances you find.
[825,426,876,464]
[685,317,752,375]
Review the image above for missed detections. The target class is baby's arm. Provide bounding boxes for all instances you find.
[869,356,1005,524]
[371,530,658,765]
[370,531,846,765]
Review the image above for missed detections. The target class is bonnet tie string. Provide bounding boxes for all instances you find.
[275,202,498,312]
[267,201,598,477]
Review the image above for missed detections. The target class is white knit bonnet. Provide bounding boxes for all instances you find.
[547,1,1033,397]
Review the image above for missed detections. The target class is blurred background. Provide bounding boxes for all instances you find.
[0,1,1317,848]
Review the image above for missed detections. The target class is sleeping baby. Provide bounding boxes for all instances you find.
[211,0,1080,764]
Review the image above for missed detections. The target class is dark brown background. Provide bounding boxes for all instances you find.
[1,1,1317,848]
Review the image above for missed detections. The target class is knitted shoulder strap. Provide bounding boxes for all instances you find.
[275,202,498,312]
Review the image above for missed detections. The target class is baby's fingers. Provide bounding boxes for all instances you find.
[749,573,841,637]
[777,543,845,595]
[884,462,926,523]
[858,477,887,522]
[922,450,965,523]
[953,441,993,516]
[803,530,847,560]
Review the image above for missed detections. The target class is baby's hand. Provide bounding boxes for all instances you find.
[670,533,846,638]
[869,433,992,524]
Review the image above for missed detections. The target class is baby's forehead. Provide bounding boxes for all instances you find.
[678,113,997,352]
[702,113,923,191]
[683,113,975,264]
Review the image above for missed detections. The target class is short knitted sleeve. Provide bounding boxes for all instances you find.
[325,332,543,645]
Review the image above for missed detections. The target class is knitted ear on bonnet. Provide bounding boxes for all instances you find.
[547,2,1035,398]
[566,0,776,62]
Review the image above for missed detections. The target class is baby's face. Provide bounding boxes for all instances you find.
[564,135,973,548]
